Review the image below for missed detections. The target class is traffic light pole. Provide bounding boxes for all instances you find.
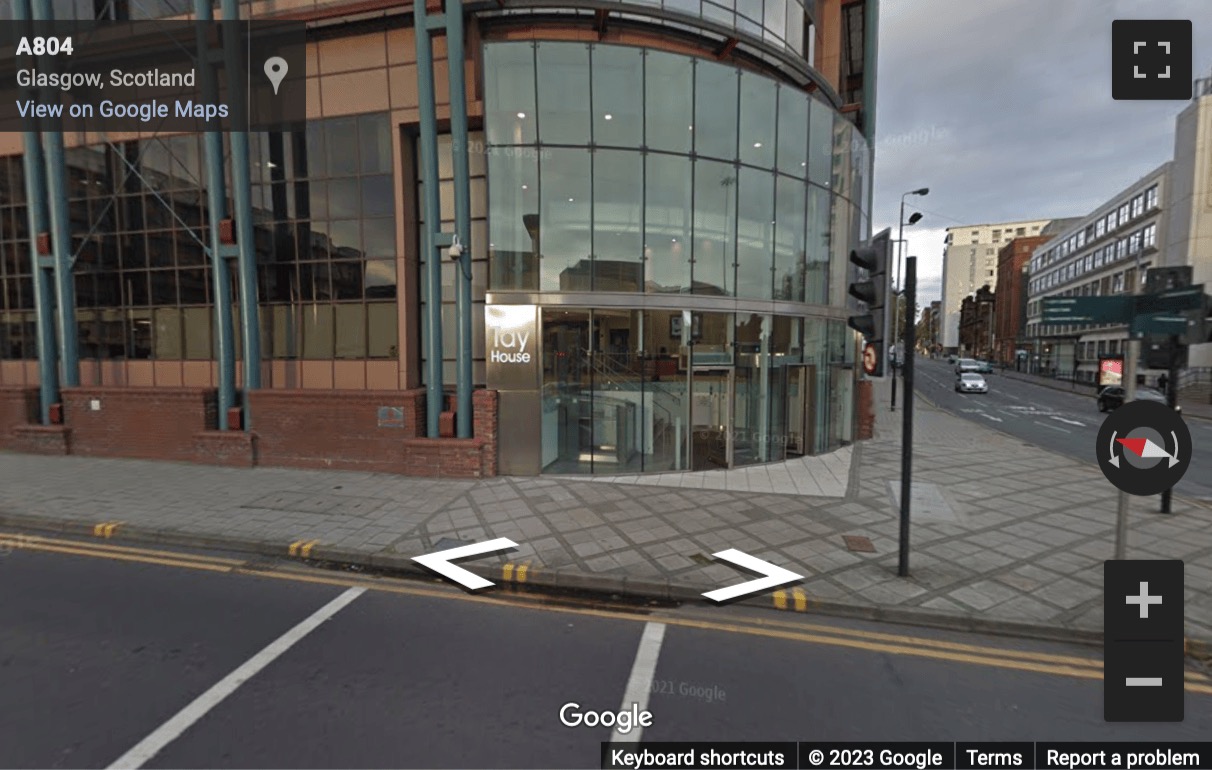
[1161,333,1180,514]
[1114,337,1138,560]
[898,257,916,578]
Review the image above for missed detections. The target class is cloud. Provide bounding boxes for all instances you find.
[873,0,1212,305]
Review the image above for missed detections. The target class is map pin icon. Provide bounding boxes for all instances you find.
[264,56,288,95]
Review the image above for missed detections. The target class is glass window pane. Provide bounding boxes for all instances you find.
[808,98,833,188]
[645,153,692,294]
[777,86,808,177]
[592,45,643,147]
[739,72,777,168]
[329,178,359,219]
[693,159,736,296]
[361,175,394,218]
[365,259,397,298]
[592,149,643,291]
[334,304,367,358]
[539,148,592,292]
[764,0,786,41]
[332,261,363,300]
[329,220,360,255]
[487,149,539,290]
[359,113,392,173]
[537,42,590,146]
[182,307,211,359]
[694,61,738,161]
[736,168,774,299]
[774,176,806,301]
[786,0,804,53]
[364,218,396,258]
[326,117,358,175]
[832,113,854,201]
[368,301,398,359]
[302,305,334,358]
[828,196,854,306]
[646,52,693,153]
[485,43,536,145]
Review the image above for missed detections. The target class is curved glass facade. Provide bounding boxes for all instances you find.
[485,41,869,302]
[483,40,870,475]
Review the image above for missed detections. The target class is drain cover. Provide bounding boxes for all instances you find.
[689,553,713,565]
[843,535,876,553]
[433,537,475,552]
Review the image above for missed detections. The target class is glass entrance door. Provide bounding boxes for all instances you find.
[690,367,732,470]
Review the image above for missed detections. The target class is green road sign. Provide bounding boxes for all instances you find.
[1132,313,1190,336]
[1041,296,1134,325]
[1135,284,1206,313]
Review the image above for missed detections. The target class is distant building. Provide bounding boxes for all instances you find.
[940,218,1053,352]
[993,224,1075,366]
[959,285,996,360]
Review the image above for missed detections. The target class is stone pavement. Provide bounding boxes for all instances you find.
[1,378,1210,648]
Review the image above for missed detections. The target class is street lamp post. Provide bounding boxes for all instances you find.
[892,187,929,411]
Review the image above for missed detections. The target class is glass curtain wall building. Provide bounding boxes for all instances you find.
[483,39,870,475]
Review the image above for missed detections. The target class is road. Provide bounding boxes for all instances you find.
[2,533,1210,769]
[912,359,1212,501]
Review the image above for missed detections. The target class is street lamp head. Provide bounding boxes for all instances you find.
[913,187,930,196]
[907,212,923,226]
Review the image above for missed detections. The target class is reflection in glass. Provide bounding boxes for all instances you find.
[692,159,736,296]
[592,150,643,291]
[739,72,777,168]
[774,175,806,301]
[777,85,808,177]
[537,43,591,146]
[832,114,854,201]
[736,168,774,300]
[485,43,537,146]
[644,154,692,294]
[806,185,830,303]
[646,52,693,153]
[828,196,854,306]
[592,46,643,147]
[540,149,592,292]
[487,149,539,290]
[694,61,738,161]
[808,98,833,188]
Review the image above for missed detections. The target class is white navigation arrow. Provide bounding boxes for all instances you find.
[413,537,518,591]
[702,549,802,603]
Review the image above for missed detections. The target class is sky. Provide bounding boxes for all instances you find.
[872,0,1212,309]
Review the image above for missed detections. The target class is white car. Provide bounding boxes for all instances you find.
[955,373,988,394]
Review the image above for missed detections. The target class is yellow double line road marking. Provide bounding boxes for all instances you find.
[2,530,1210,695]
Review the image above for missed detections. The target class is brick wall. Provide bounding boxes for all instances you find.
[61,387,216,461]
[0,387,39,444]
[855,379,875,440]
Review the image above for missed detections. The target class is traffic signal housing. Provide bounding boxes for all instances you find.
[847,228,892,377]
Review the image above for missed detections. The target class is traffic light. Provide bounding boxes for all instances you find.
[847,228,892,377]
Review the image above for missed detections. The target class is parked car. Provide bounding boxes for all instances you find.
[975,360,995,373]
[1096,386,1167,412]
[955,358,981,374]
[956,372,989,394]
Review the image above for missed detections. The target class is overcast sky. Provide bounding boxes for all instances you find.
[873,0,1212,308]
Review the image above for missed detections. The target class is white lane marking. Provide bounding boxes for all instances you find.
[108,587,366,769]
[1050,416,1086,427]
[1035,421,1070,433]
[611,621,666,743]
[979,413,1003,422]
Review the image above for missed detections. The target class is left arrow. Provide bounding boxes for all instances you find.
[702,548,803,603]
[413,537,518,591]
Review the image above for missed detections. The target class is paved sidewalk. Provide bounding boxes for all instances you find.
[1,379,1210,648]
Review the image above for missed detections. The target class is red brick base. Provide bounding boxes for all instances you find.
[2,385,499,478]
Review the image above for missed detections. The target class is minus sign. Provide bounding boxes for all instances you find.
[1126,678,1163,686]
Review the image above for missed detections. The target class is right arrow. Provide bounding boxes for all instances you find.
[701,549,803,603]
[413,538,518,592]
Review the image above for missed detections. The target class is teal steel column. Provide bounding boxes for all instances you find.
[415,0,445,438]
[195,0,235,430]
[446,0,474,438]
[32,0,79,388]
[222,0,263,419]
[15,0,57,423]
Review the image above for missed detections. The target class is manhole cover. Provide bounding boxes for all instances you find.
[842,535,876,553]
[433,537,475,552]
[689,553,713,565]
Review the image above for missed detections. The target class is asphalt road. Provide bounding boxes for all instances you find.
[912,359,1212,501]
[2,534,1210,769]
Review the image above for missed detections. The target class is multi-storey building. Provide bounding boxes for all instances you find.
[0,0,878,477]
[940,218,1052,353]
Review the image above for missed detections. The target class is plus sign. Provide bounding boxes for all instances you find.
[1126,581,1163,619]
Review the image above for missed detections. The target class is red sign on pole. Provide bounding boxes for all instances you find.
[862,343,878,375]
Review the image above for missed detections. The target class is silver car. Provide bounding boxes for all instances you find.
[955,372,988,394]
